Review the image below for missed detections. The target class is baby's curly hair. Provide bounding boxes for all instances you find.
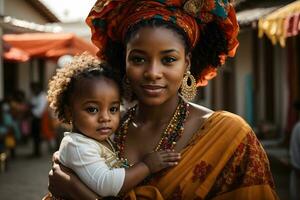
[48,52,121,123]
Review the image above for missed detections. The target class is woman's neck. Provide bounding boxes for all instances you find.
[135,94,181,124]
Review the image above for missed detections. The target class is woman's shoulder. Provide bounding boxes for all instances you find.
[293,121,300,131]
[214,110,251,125]
[189,102,241,120]
[189,104,252,130]
[188,102,213,121]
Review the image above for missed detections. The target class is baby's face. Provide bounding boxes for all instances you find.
[69,77,120,141]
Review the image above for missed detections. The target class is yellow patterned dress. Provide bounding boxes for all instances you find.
[125,111,279,200]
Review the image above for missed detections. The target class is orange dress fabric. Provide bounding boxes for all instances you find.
[125,111,279,200]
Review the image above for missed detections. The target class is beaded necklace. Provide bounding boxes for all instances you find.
[115,97,189,165]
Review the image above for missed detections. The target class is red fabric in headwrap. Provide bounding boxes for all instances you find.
[118,1,199,48]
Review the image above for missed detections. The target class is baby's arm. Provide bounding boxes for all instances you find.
[120,150,181,194]
[60,135,180,196]
[60,136,127,197]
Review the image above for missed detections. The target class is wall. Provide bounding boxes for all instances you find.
[18,62,31,98]
[274,45,288,139]
[4,0,48,24]
[234,29,253,119]
[44,61,57,90]
[57,22,92,42]
[0,0,4,99]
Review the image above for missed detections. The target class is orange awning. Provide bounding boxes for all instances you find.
[3,33,98,62]
[3,46,30,62]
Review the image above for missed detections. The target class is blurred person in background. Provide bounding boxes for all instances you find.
[10,90,31,144]
[290,101,300,200]
[0,100,9,172]
[0,101,9,159]
[0,99,19,161]
[30,82,47,157]
[41,105,59,153]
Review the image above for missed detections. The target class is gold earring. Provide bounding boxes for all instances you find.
[180,70,197,101]
[122,76,133,101]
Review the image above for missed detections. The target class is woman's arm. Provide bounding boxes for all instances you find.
[119,162,149,194]
[48,152,100,200]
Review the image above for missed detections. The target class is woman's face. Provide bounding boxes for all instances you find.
[126,26,190,106]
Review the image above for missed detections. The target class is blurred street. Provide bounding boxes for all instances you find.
[0,140,292,200]
[0,142,51,200]
[266,146,291,200]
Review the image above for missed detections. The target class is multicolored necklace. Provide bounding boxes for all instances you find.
[114,97,189,164]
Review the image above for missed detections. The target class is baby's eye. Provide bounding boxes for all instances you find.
[86,107,98,114]
[162,57,177,65]
[110,106,120,114]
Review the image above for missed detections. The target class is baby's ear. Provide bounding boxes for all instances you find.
[64,105,72,122]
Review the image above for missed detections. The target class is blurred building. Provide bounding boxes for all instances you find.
[0,0,60,98]
[197,0,300,143]
[0,0,97,100]
[53,21,92,41]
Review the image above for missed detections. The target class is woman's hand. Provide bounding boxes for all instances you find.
[48,151,100,200]
[142,150,181,173]
[48,152,74,199]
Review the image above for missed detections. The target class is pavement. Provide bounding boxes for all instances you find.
[0,142,52,200]
[262,140,291,200]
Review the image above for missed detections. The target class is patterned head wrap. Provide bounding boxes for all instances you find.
[86,0,239,86]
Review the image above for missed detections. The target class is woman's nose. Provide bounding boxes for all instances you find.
[143,60,162,80]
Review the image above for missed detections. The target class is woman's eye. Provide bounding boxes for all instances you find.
[86,107,98,114]
[129,56,146,64]
[162,57,177,64]
[110,106,120,113]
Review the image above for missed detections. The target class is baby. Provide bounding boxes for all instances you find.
[46,53,180,198]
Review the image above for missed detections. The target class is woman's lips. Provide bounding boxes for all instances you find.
[141,85,165,96]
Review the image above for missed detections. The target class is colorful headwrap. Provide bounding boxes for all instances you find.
[86,0,239,86]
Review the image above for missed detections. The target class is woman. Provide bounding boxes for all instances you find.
[48,0,279,199]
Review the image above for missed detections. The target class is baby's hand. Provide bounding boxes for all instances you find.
[142,150,181,173]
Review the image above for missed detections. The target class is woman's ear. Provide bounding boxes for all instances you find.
[185,53,192,71]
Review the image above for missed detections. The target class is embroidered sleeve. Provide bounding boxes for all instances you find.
[207,131,275,198]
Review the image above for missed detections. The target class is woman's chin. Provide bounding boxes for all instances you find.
[138,96,169,106]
